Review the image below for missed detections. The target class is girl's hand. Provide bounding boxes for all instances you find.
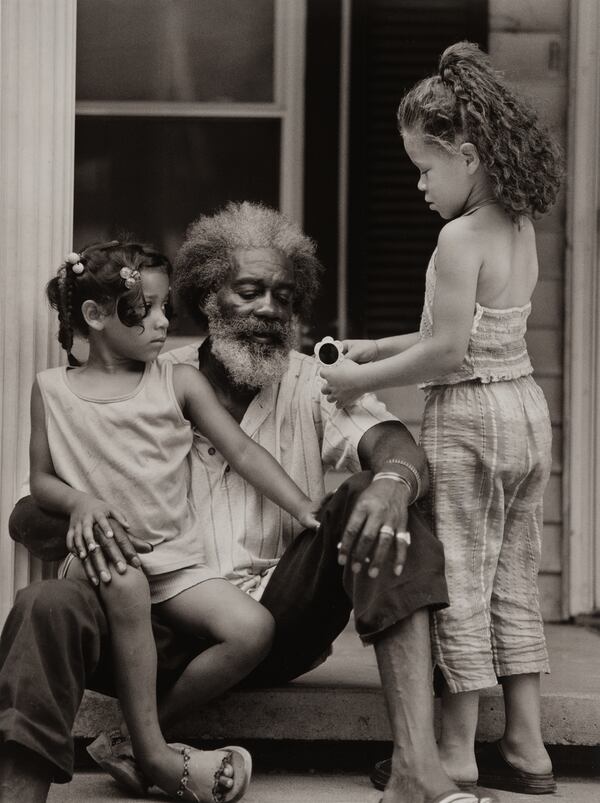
[296,499,321,530]
[319,359,365,407]
[66,496,130,561]
[343,339,378,364]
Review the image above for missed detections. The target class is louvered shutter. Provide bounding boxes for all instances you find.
[348,0,488,337]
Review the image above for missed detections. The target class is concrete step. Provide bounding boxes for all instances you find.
[48,770,600,803]
[74,623,600,746]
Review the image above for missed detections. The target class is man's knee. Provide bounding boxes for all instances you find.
[10,579,105,639]
[9,497,69,562]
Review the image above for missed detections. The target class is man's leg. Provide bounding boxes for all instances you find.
[0,579,110,797]
[246,471,448,686]
[375,609,457,803]
[0,744,53,803]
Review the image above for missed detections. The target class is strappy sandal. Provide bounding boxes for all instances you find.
[169,743,252,803]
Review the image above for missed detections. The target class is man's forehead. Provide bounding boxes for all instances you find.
[231,247,294,282]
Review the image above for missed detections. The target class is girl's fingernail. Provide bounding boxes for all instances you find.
[117,562,126,573]
[368,567,379,578]
[338,554,347,565]
[352,561,362,573]
[106,530,114,538]
[132,557,142,567]
[92,577,99,586]
[100,571,111,583]
[394,565,404,576]
[79,550,86,559]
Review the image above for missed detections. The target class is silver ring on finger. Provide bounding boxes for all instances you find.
[87,541,99,552]
[395,530,411,546]
[379,525,395,537]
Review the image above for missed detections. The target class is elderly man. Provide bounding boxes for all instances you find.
[0,202,470,803]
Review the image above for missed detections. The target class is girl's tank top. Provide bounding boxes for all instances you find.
[418,248,533,387]
[37,359,203,574]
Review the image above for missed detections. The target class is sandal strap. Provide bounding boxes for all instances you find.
[212,750,233,803]
[176,746,192,798]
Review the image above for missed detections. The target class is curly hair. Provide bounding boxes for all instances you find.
[47,240,171,365]
[397,41,563,221]
[174,202,323,325]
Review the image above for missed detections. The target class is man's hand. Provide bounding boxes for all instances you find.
[77,518,153,587]
[337,477,411,578]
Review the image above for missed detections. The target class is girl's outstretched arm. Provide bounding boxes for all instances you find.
[174,365,319,529]
[321,221,482,402]
[342,333,420,364]
[29,379,130,558]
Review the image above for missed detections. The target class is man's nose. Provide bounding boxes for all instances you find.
[254,292,280,318]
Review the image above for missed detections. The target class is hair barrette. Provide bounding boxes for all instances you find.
[120,266,141,289]
[65,251,85,274]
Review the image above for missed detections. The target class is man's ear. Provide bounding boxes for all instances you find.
[81,300,106,331]
[459,142,480,174]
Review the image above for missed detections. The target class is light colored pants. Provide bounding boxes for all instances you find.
[421,376,552,693]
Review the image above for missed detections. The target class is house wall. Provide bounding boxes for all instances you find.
[377,0,569,620]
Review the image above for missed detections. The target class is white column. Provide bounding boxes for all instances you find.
[0,0,76,627]
[564,0,600,616]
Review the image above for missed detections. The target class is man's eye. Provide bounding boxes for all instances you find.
[238,291,257,300]
[276,294,292,305]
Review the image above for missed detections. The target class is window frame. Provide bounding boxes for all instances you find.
[74,0,307,224]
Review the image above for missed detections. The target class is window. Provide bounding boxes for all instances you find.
[74,0,305,333]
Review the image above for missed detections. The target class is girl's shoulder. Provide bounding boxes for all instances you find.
[36,365,66,390]
[436,217,485,271]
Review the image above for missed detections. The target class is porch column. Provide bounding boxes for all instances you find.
[564,0,600,615]
[0,0,76,626]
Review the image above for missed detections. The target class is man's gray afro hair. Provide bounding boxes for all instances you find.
[174,201,323,325]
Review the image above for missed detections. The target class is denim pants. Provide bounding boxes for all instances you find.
[421,376,552,693]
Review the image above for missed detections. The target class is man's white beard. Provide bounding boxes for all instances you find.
[204,296,297,389]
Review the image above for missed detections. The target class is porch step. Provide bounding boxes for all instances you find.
[73,623,600,746]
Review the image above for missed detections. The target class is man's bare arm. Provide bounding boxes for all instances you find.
[338,421,429,578]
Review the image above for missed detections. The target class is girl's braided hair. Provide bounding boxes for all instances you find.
[47,240,171,365]
[397,41,563,221]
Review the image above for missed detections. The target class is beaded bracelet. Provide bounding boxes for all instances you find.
[372,471,417,505]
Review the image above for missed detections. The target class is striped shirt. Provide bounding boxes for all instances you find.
[162,342,397,598]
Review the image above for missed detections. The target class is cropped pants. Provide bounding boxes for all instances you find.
[421,376,552,693]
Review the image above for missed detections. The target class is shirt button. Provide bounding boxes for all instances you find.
[225,465,230,473]
[208,447,216,455]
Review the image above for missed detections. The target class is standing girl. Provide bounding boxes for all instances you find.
[320,42,562,795]
[30,241,320,801]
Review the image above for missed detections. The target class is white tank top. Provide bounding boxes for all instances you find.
[37,360,203,575]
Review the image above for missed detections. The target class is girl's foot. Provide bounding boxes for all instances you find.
[163,743,252,802]
[438,744,479,788]
[499,736,553,776]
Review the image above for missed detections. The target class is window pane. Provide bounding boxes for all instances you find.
[73,117,280,331]
[76,0,275,102]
